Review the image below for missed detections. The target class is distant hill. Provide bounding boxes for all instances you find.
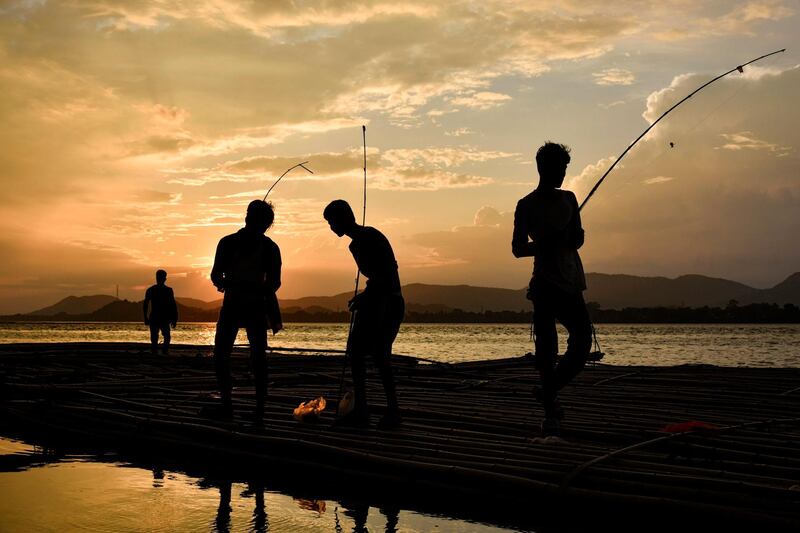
[279,273,800,312]
[81,300,218,322]
[176,297,222,311]
[739,272,800,305]
[281,273,800,311]
[29,295,118,316]
[279,283,529,312]
[583,273,754,309]
[10,272,800,322]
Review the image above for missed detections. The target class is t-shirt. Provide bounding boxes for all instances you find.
[211,228,282,306]
[144,284,177,323]
[512,188,586,293]
[349,226,402,295]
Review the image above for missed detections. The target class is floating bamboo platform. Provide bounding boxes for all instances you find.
[1,342,799,531]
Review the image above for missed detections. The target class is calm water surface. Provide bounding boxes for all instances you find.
[0,322,798,367]
[0,437,521,533]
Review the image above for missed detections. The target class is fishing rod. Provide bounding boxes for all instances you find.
[579,48,786,212]
[336,125,369,420]
[263,161,313,200]
[354,125,367,297]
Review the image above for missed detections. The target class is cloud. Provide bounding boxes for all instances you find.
[592,68,635,86]
[448,91,512,110]
[599,100,626,109]
[375,168,493,190]
[564,155,615,194]
[474,205,505,226]
[0,235,217,313]
[68,0,441,33]
[403,205,526,281]
[130,190,184,203]
[445,127,474,137]
[0,0,797,312]
[167,146,516,190]
[643,176,674,185]
[655,0,794,40]
[717,131,791,156]
[400,65,800,288]
[576,65,800,284]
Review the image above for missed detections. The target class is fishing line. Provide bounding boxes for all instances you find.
[594,79,750,202]
[579,51,776,207]
[574,50,784,366]
[641,80,749,172]
[579,48,785,212]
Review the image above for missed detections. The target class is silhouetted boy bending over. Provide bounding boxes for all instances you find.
[512,142,592,437]
[211,200,282,425]
[324,200,404,429]
[143,269,178,355]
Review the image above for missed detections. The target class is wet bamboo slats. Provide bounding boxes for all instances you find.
[1,342,799,530]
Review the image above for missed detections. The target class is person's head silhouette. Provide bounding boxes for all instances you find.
[536,141,571,189]
[323,199,357,237]
[245,200,275,234]
[155,269,167,285]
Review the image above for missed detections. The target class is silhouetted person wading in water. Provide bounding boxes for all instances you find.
[210,200,282,425]
[143,269,178,355]
[324,200,404,429]
[512,142,591,437]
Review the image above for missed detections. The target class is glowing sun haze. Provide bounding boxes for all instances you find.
[0,0,798,313]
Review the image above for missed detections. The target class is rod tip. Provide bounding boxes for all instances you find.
[362,125,366,132]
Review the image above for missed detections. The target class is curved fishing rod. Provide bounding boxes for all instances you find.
[263,161,314,200]
[353,125,367,298]
[579,48,786,212]
[361,125,367,225]
[337,125,369,420]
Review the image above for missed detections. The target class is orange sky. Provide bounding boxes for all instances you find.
[1,1,798,313]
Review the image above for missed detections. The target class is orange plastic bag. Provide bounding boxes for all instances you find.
[293,396,327,422]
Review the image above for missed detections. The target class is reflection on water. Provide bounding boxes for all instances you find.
[0,437,516,533]
[0,322,799,367]
[210,480,270,533]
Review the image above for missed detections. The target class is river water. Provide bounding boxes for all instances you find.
[0,322,799,367]
[0,437,519,533]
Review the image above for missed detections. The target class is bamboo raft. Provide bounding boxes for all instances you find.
[1,342,799,530]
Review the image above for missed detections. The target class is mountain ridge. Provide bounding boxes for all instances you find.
[16,271,800,318]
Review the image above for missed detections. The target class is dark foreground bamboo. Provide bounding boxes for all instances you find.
[1,342,799,531]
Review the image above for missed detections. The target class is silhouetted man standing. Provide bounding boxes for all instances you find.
[211,200,282,425]
[512,142,591,437]
[143,269,178,355]
[324,200,404,429]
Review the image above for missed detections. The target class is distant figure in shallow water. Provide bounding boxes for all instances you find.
[210,200,282,425]
[324,200,404,429]
[512,142,592,437]
[143,269,178,355]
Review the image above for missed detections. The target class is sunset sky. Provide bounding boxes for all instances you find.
[1,1,798,313]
